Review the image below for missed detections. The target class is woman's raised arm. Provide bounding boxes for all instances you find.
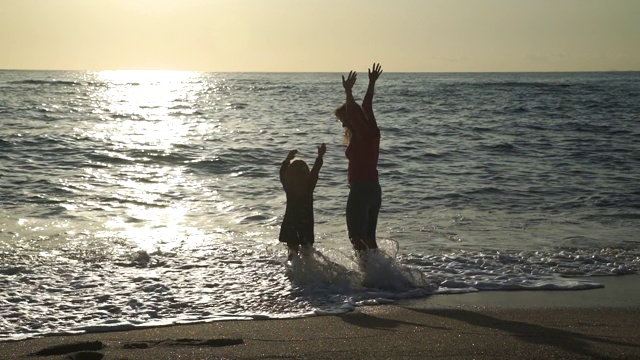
[362,63,382,128]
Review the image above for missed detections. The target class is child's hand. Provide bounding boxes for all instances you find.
[317,143,326,157]
[286,149,297,161]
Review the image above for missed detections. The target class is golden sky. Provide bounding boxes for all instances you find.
[1,0,639,72]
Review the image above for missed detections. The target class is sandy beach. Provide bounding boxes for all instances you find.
[2,275,639,359]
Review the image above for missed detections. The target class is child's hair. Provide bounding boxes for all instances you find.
[285,160,310,190]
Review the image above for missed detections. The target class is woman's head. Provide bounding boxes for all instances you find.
[334,103,349,127]
[285,159,310,193]
[334,103,354,145]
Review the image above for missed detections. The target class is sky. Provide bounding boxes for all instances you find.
[1,0,639,72]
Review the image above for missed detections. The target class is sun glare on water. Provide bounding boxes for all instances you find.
[82,70,211,251]
[91,70,203,150]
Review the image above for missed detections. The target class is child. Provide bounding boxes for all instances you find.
[279,143,326,260]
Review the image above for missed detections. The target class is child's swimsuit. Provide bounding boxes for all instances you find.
[279,157,323,246]
[279,190,315,246]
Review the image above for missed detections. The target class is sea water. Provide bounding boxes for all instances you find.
[1,70,639,341]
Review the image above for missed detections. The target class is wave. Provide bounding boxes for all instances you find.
[587,213,640,220]
[128,149,192,164]
[87,152,135,165]
[186,157,232,172]
[87,148,197,166]
[1,240,636,341]
[8,79,107,87]
[476,142,517,152]
[449,81,584,89]
[502,104,529,113]
[0,138,13,148]
[471,126,494,132]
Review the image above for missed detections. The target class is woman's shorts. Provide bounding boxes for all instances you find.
[346,180,382,240]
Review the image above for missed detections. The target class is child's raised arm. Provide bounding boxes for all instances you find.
[280,149,297,187]
[309,143,326,190]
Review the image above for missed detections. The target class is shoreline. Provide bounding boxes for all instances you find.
[2,275,640,359]
[401,274,640,309]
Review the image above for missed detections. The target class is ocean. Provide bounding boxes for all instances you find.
[1,70,639,341]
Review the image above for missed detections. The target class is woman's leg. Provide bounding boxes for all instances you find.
[347,181,381,251]
[364,182,382,249]
[346,183,368,251]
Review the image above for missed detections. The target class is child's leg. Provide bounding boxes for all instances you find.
[286,242,300,260]
[300,243,314,256]
[299,230,314,256]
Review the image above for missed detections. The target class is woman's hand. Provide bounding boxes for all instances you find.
[368,63,383,82]
[342,71,357,91]
[317,143,327,157]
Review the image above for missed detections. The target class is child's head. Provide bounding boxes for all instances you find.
[285,159,310,193]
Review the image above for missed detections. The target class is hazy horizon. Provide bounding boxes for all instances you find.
[2,69,639,74]
[2,0,639,72]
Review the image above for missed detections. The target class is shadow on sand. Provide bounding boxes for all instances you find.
[400,307,640,358]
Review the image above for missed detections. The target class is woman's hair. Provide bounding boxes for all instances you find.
[334,103,352,145]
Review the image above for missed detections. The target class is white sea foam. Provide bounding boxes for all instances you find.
[2,239,636,342]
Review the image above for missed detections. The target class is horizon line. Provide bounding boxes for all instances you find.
[1,68,639,74]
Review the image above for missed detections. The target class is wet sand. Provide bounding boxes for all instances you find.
[2,275,639,359]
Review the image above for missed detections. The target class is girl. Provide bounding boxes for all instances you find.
[279,143,326,259]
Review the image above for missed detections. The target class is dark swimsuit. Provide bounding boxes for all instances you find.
[278,158,322,246]
[279,193,314,246]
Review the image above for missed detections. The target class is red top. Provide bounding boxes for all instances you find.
[345,98,380,183]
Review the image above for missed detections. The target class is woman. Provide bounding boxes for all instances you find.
[334,63,383,257]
